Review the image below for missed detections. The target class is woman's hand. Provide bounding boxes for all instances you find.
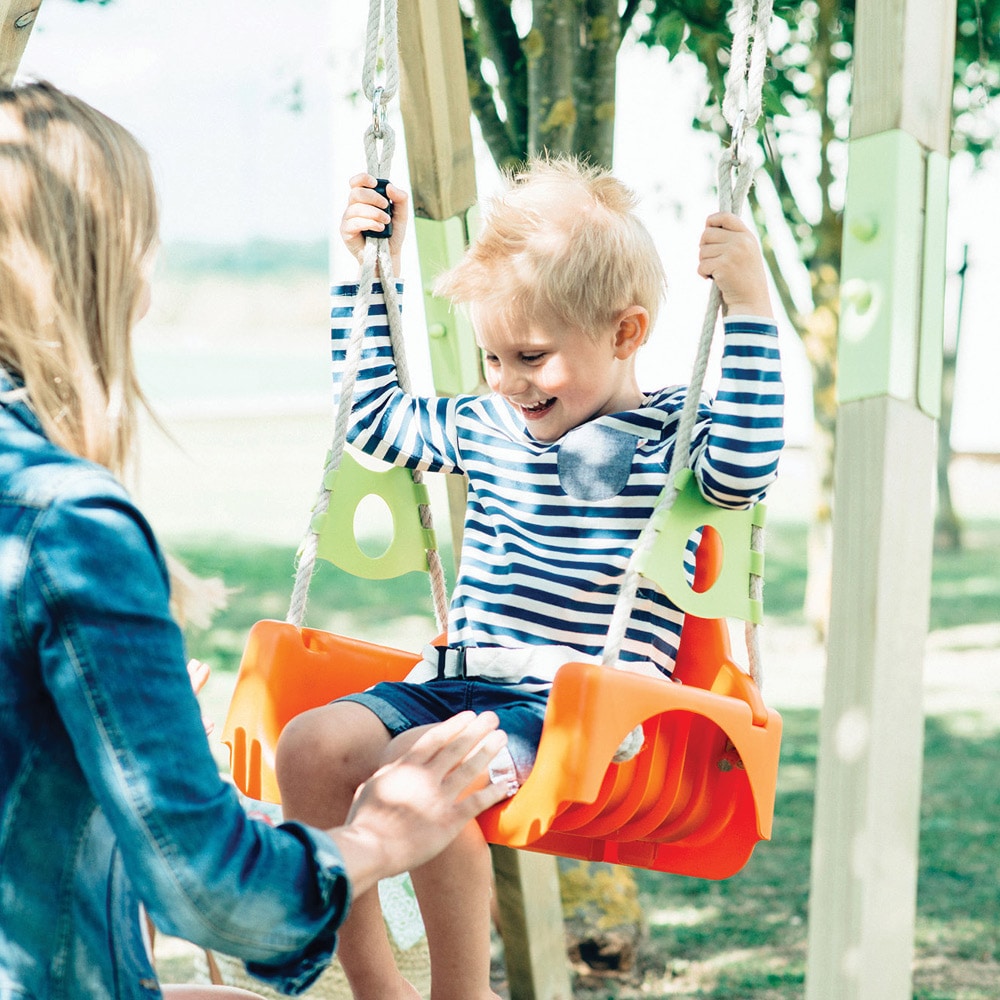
[328,711,510,896]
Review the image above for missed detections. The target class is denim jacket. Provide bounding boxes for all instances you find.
[0,377,351,999]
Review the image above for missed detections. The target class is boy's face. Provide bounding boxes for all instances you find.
[478,312,646,441]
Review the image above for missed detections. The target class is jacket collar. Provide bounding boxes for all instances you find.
[0,368,46,436]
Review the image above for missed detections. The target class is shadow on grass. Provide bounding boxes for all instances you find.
[631,710,1000,999]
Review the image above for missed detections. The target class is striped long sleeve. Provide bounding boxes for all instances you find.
[331,284,784,675]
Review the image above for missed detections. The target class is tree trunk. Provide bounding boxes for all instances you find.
[528,0,578,155]
[935,244,966,552]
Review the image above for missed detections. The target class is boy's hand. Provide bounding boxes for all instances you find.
[698,212,773,318]
[340,172,409,278]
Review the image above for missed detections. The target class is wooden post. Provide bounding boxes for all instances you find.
[0,1,42,85]
[396,2,572,998]
[804,2,956,998]
[397,0,476,221]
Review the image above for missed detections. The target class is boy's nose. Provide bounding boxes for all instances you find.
[498,366,529,396]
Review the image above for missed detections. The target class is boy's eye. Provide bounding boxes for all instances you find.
[521,353,545,364]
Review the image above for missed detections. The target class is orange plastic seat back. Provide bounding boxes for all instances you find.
[222,622,420,802]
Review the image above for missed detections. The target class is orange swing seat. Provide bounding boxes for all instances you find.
[222,529,782,880]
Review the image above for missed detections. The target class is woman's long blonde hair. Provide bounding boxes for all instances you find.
[0,81,158,476]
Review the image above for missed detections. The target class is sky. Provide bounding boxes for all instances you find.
[17,0,1000,453]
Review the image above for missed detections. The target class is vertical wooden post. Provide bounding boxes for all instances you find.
[804,2,956,998]
[0,1,42,85]
[396,2,572,998]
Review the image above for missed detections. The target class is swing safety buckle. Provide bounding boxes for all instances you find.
[435,645,468,679]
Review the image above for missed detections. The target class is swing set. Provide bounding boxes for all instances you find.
[222,0,781,882]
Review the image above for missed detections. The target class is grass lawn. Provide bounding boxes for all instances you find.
[168,519,1000,999]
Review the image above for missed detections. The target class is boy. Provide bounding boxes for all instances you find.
[276,158,784,1000]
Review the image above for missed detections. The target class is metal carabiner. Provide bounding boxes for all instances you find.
[371,86,387,140]
[730,108,748,164]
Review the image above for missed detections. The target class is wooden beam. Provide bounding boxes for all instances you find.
[851,0,955,152]
[0,1,42,86]
[805,398,936,1000]
[397,0,476,220]
[805,2,956,998]
[491,846,573,1000]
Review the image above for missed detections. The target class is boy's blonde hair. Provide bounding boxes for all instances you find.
[0,81,158,476]
[435,157,666,339]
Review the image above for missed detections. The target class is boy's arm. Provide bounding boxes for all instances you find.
[685,212,783,508]
[333,172,466,474]
[689,316,784,509]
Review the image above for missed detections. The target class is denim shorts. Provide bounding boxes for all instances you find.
[339,677,550,789]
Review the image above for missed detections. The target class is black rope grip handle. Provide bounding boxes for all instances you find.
[362,177,393,240]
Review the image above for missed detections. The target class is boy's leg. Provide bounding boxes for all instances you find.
[381,727,502,1000]
[275,702,418,1000]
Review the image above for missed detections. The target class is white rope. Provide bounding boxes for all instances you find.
[601,0,772,688]
[288,0,449,632]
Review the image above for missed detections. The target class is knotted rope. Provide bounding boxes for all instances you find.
[287,0,449,632]
[601,0,773,687]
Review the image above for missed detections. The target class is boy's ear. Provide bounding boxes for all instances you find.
[613,306,649,359]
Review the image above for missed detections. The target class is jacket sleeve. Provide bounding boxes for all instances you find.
[25,470,349,994]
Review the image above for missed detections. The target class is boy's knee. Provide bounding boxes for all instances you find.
[275,704,390,798]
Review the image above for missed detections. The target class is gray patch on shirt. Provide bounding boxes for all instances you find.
[557,422,637,501]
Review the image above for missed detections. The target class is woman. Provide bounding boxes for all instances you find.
[0,80,508,1000]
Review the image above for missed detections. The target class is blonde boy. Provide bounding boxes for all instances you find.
[277,158,784,1000]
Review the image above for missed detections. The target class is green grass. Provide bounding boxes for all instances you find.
[169,521,1000,998]
[624,710,1000,999]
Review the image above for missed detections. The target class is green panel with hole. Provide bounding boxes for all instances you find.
[838,129,947,412]
[311,448,435,580]
[635,469,765,623]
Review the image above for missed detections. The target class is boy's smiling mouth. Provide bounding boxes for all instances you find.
[518,398,556,419]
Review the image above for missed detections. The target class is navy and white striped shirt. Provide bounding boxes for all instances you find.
[332,283,783,676]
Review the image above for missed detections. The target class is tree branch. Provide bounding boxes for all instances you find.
[461,9,523,167]
[472,0,528,157]
[748,183,806,334]
[528,0,578,155]
[620,0,644,35]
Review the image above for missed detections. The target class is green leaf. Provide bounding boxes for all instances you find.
[655,10,688,60]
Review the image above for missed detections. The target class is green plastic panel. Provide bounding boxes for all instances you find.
[838,130,925,406]
[635,469,765,623]
[414,212,483,396]
[311,448,435,580]
[917,149,949,419]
